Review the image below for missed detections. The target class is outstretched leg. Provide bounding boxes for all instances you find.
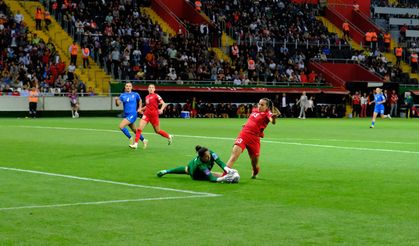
[157,166,188,177]
[226,145,243,168]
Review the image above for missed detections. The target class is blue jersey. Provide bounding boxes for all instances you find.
[120,92,141,123]
[374,94,385,109]
[374,93,385,114]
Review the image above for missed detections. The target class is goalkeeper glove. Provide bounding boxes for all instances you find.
[223,166,237,175]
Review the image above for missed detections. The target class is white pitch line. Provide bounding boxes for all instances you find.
[14,125,419,146]
[261,140,419,155]
[0,167,219,197]
[265,137,419,145]
[12,125,419,154]
[176,134,419,155]
[0,195,215,211]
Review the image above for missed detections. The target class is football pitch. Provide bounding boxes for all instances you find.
[0,117,418,245]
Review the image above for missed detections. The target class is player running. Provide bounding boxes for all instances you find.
[114,82,148,149]
[130,84,173,149]
[369,87,391,128]
[226,98,279,178]
[157,145,239,183]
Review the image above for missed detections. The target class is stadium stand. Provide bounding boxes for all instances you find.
[371,0,419,78]
[0,2,92,96]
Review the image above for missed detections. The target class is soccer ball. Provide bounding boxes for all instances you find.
[231,172,240,183]
[227,171,240,183]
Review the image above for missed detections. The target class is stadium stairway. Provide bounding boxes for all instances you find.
[317,16,362,50]
[141,7,176,37]
[141,7,231,64]
[4,0,111,94]
[383,45,419,81]
[213,32,234,63]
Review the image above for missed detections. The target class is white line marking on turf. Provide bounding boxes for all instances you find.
[0,167,219,197]
[0,195,214,211]
[13,125,419,154]
[14,125,419,145]
[177,135,419,155]
[265,137,419,145]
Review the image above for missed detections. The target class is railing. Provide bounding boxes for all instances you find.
[110,79,330,89]
[231,37,351,50]
[317,58,384,79]
[151,0,189,36]
[353,7,385,33]
[373,6,419,16]
[310,60,347,88]
[325,6,366,42]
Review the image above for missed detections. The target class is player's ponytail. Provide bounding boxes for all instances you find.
[195,145,202,152]
[262,97,280,117]
[261,98,273,111]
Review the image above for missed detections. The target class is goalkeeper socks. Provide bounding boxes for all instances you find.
[135,129,143,143]
[121,128,131,139]
[166,166,187,174]
[158,130,170,138]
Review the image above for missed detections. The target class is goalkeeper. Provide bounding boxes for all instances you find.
[157,145,237,183]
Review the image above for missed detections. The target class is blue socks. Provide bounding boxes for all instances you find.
[121,128,131,138]
[122,128,144,141]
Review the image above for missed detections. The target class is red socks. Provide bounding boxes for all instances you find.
[136,129,169,142]
[135,129,142,143]
[158,130,170,138]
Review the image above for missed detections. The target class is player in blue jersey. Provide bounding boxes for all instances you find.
[369,87,391,128]
[114,82,148,148]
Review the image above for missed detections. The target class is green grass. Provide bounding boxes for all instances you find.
[0,117,418,245]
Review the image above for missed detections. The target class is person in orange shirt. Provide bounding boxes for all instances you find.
[383,31,391,52]
[35,7,43,30]
[365,31,372,48]
[195,0,202,12]
[395,46,403,67]
[411,52,418,73]
[28,86,40,118]
[69,41,78,65]
[342,21,350,40]
[82,45,90,69]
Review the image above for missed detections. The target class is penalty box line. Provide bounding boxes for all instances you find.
[0,195,214,211]
[0,167,221,211]
[0,167,218,196]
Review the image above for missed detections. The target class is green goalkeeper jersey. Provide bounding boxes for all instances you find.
[188,150,226,182]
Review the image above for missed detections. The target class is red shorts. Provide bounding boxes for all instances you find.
[234,131,261,157]
[142,113,159,126]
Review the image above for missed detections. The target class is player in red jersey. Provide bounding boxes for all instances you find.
[130,84,173,149]
[226,98,279,178]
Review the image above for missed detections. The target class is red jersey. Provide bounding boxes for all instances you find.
[242,108,273,137]
[145,93,163,115]
[352,95,360,105]
[390,94,398,104]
